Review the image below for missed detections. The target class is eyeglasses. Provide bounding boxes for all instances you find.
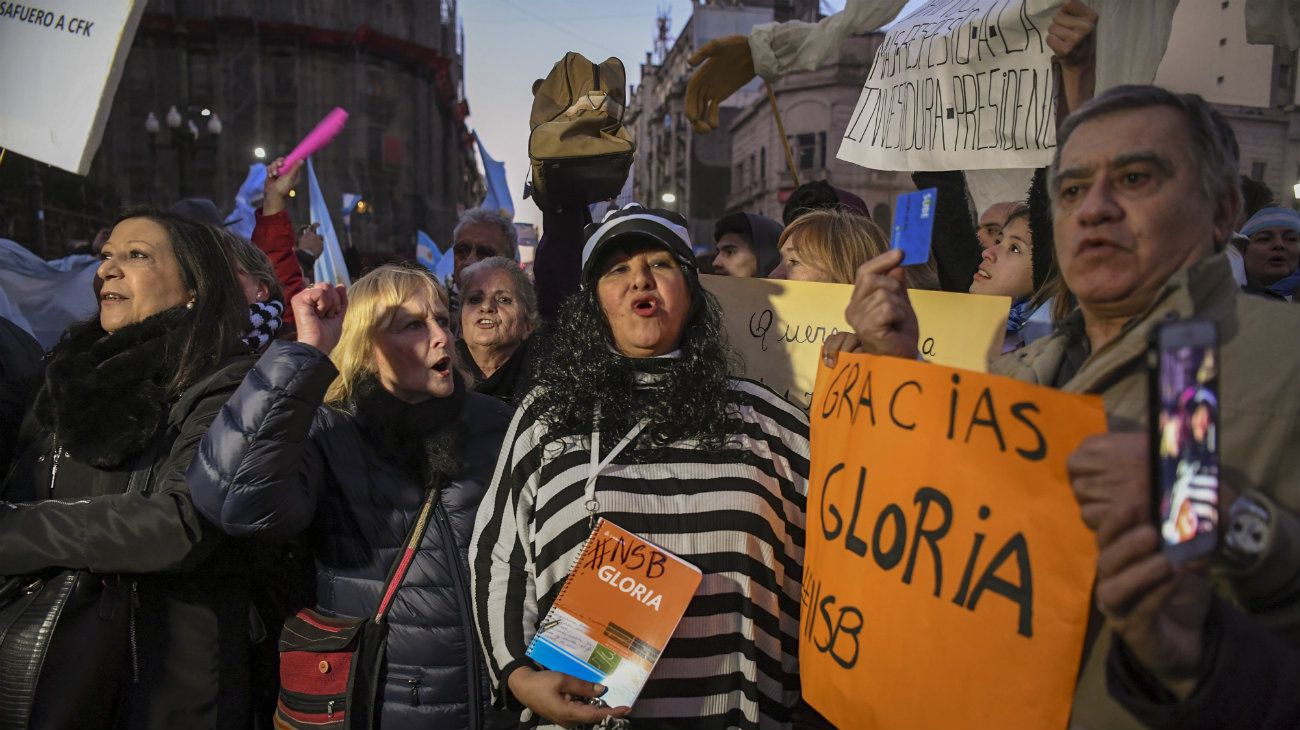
[454,242,501,260]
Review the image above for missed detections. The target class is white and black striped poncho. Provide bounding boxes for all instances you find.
[469,376,809,730]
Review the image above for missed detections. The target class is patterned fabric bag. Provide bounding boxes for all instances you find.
[273,484,440,730]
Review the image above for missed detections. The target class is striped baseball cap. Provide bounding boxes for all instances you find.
[580,204,695,284]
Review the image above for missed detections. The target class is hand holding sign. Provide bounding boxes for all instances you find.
[845,249,920,360]
[1047,0,1099,114]
[1047,0,1099,71]
[821,331,862,369]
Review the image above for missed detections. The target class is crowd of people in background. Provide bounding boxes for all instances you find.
[2,3,1299,730]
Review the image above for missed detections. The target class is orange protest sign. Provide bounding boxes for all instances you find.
[802,353,1107,730]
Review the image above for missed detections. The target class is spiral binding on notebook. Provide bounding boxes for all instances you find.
[531,517,605,639]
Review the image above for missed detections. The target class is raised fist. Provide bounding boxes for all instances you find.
[291,282,348,355]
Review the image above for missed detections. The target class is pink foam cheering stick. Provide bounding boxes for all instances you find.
[279,107,349,174]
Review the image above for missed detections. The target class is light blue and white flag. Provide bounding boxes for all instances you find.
[341,193,363,228]
[226,163,267,239]
[434,240,455,284]
[476,133,514,219]
[416,230,441,273]
[306,157,351,287]
[0,238,98,349]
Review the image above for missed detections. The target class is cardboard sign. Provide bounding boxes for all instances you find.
[802,353,1105,730]
[891,187,938,265]
[702,275,1009,410]
[837,0,1060,172]
[0,1,147,174]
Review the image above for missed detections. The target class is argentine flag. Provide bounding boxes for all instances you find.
[306,157,351,287]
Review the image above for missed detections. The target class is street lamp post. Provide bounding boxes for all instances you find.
[145,104,223,203]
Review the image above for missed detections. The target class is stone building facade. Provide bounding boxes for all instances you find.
[726,31,913,231]
[628,0,817,249]
[1155,0,1300,207]
[1,0,480,259]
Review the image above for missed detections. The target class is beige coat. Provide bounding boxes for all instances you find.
[991,253,1300,729]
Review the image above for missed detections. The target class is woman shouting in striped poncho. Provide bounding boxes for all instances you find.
[470,205,810,730]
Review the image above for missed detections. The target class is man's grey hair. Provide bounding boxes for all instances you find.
[1050,85,1242,216]
[454,208,519,261]
[460,255,539,327]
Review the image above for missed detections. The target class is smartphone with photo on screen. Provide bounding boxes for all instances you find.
[1148,319,1220,565]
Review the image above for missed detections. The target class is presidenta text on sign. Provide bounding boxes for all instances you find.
[837,0,1060,172]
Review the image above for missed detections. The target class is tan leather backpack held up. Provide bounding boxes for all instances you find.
[527,52,635,210]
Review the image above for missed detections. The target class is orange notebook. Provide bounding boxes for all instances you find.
[526,518,702,708]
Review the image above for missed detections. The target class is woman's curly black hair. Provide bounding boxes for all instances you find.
[528,268,739,456]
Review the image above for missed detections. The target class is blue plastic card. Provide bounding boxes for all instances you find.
[891,187,937,266]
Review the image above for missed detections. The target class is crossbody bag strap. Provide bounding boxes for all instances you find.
[373,480,443,622]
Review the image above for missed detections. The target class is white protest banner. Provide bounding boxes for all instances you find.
[0,1,146,174]
[702,274,1009,410]
[837,0,1061,172]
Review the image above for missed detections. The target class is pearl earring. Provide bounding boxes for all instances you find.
[186,300,195,310]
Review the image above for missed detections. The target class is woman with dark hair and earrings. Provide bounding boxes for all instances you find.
[470,205,810,729]
[0,208,259,729]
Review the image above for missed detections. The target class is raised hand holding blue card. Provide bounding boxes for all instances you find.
[891,187,937,266]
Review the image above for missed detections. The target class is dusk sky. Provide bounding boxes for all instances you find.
[460,0,934,234]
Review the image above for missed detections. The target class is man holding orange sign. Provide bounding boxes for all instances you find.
[825,85,1300,729]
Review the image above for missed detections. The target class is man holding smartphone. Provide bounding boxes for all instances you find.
[825,84,1300,729]
[1086,488,1300,729]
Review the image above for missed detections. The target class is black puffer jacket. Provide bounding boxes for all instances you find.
[188,340,514,730]
[0,311,257,730]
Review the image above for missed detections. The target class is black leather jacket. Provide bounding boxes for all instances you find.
[1,355,257,730]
